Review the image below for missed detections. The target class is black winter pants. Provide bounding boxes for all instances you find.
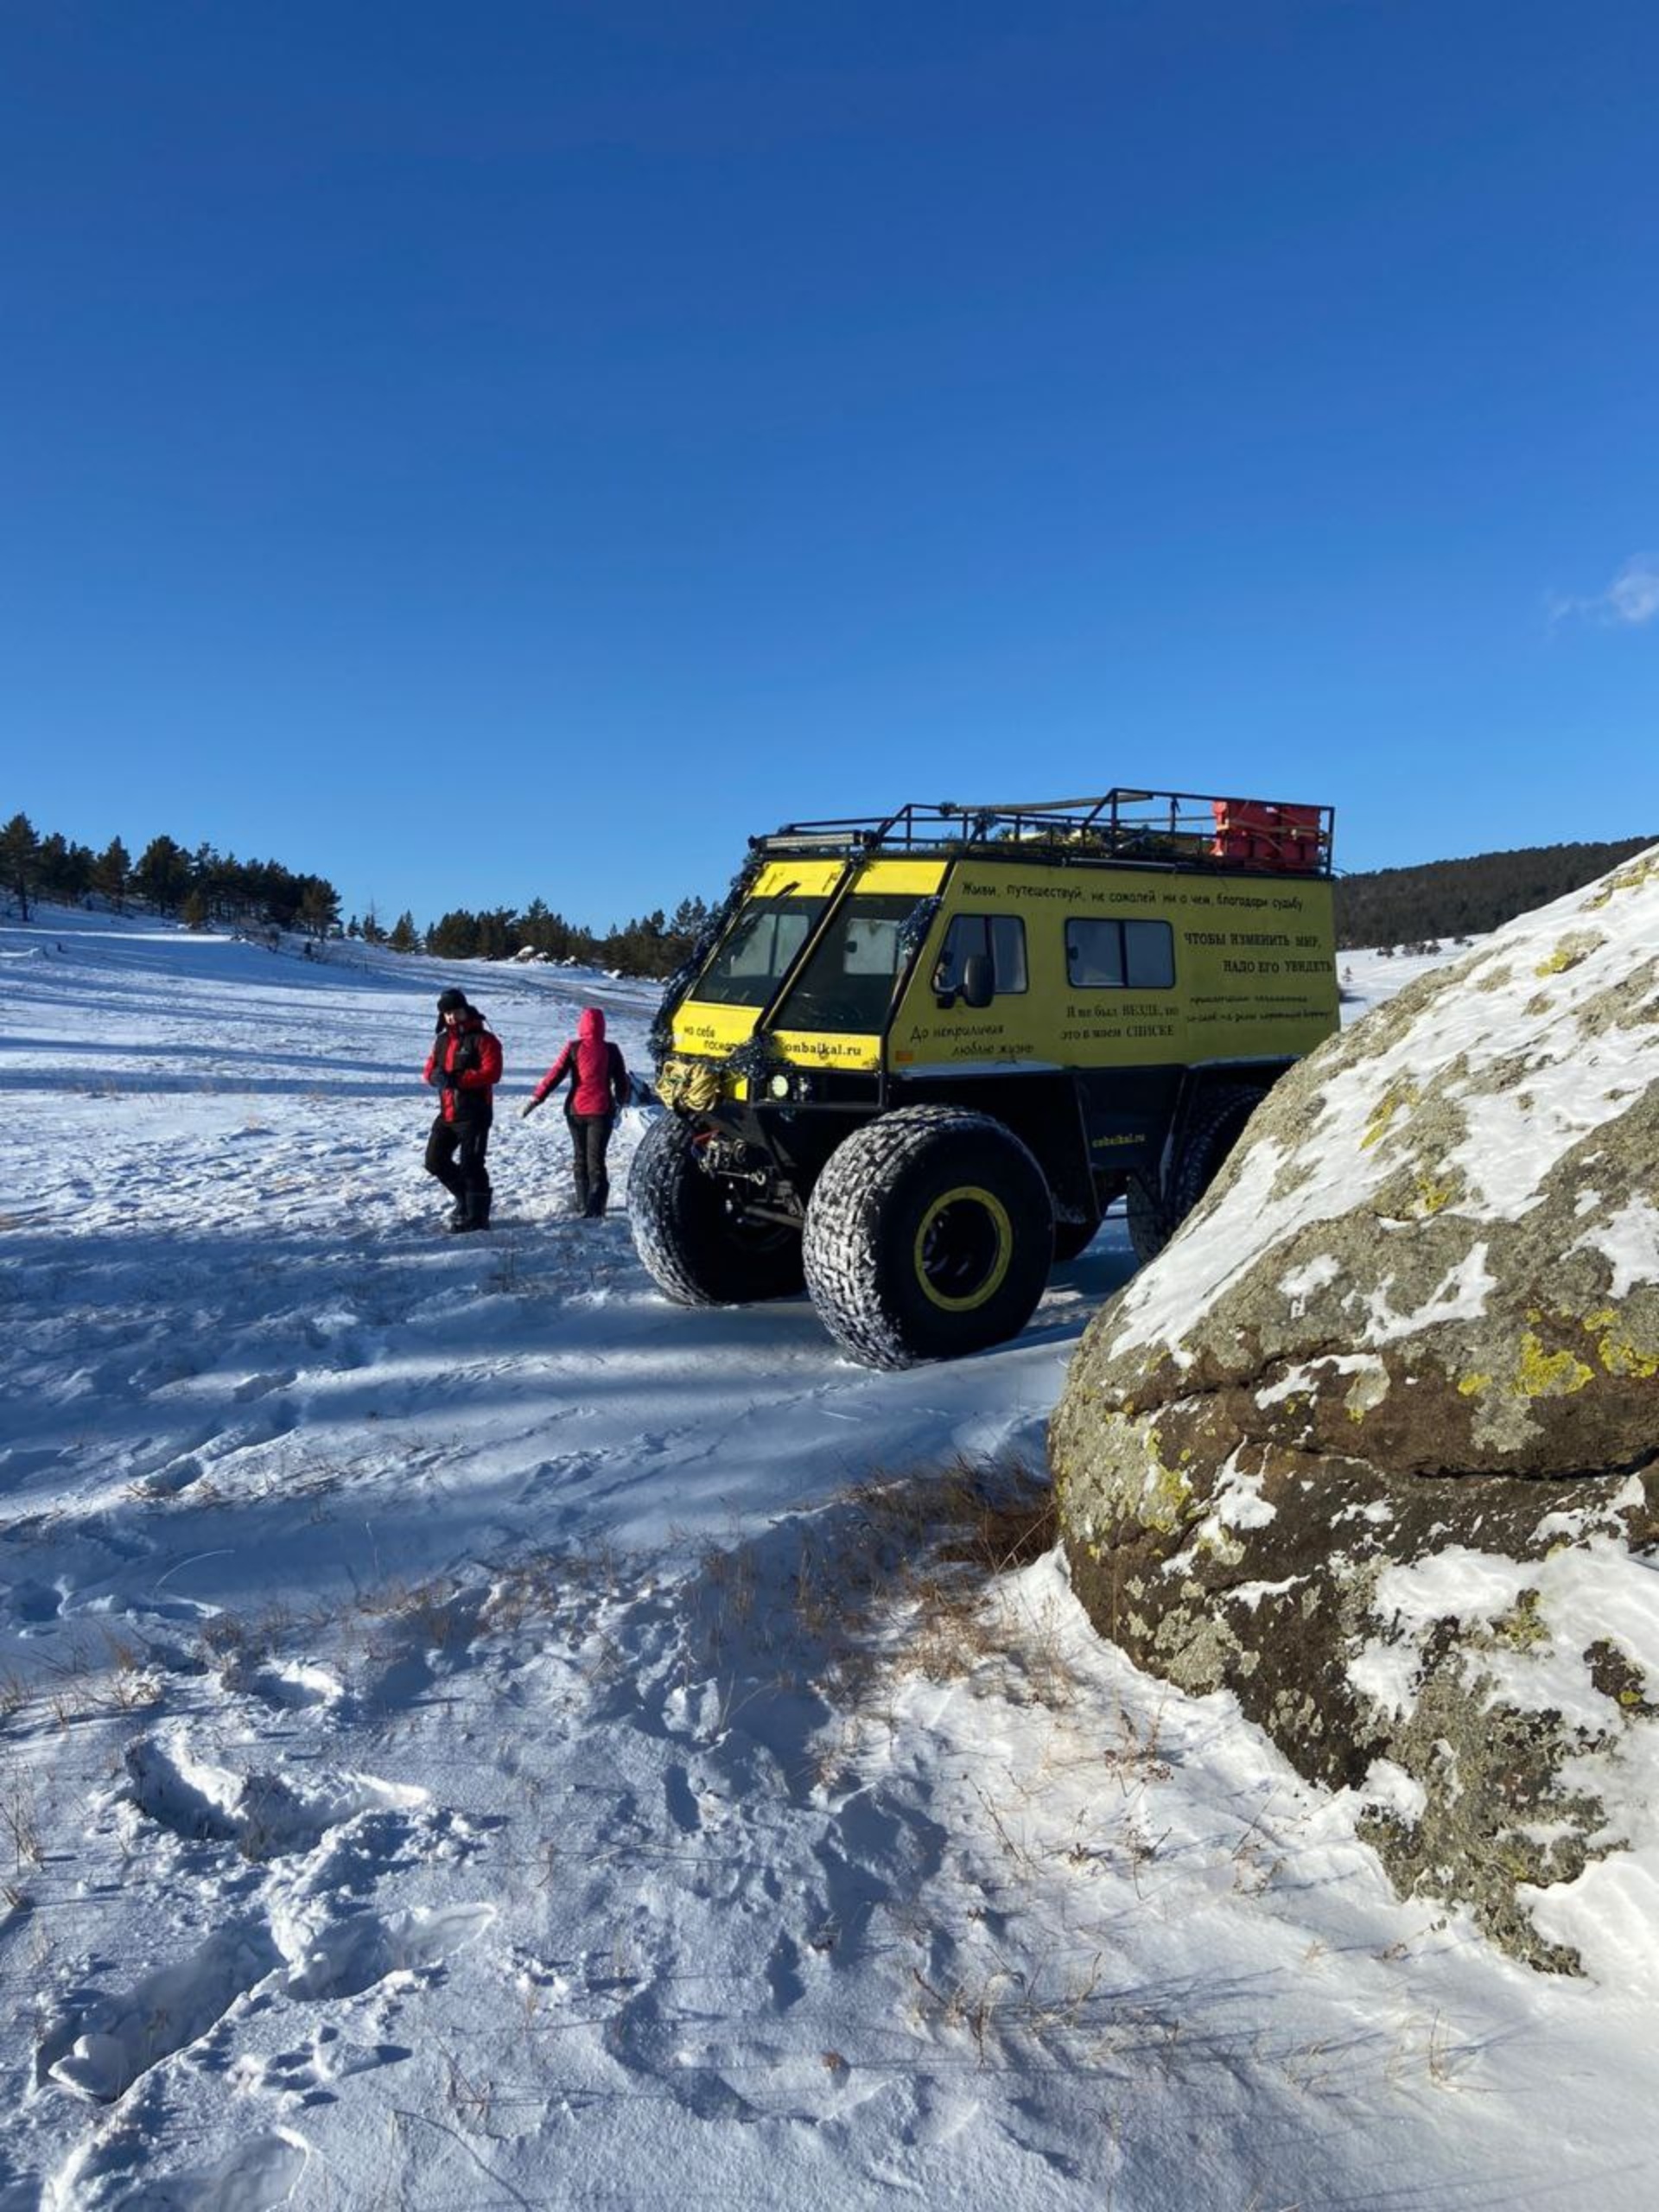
[568,1112,615,1217]
[425,1114,492,1219]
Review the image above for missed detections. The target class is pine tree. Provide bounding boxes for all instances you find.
[93,836,130,908]
[427,910,480,959]
[297,875,341,938]
[133,835,192,912]
[1,812,40,918]
[388,910,418,953]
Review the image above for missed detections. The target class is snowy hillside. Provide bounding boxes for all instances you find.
[3,905,1654,2210]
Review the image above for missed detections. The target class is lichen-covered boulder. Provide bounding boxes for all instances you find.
[1052,851,1659,1972]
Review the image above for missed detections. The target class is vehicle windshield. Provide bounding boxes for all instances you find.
[773,895,918,1033]
[690,895,830,1007]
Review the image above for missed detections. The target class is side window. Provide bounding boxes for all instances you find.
[1124,919,1174,988]
[933,913,1027,995]
[1066,918,1174,989]
[990,915,1028,993]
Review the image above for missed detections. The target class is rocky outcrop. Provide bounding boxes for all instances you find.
[1052,851,1659,1972]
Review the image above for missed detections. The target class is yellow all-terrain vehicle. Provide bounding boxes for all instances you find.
[630,788,1338,1368]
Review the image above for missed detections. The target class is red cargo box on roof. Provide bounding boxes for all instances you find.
[1211,798,1323,870]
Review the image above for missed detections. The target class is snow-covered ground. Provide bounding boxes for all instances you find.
[2,905,1652,2210]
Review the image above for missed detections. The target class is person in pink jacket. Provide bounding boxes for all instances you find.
[520,1006,631,1217]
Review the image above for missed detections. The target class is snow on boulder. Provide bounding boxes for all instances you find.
[1051,849,1659,1973]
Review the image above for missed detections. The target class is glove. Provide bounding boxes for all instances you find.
[427,1065,447,1087]
[518,1096,539,1119]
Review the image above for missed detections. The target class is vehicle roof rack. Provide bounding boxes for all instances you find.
[753,787,1335,877]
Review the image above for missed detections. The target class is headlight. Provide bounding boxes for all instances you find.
[767,1072,791,1100]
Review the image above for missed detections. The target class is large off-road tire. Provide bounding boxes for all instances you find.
[628,1113,805,1306]
[1127,1084,1266,1267]
[802,1107,1052,1370]
[1125,1174,1172,1266]
[1168,1084,1267,1219]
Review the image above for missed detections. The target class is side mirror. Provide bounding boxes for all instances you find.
[960,953,995,1010]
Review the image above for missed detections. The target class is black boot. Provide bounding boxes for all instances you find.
[448,1188,492,1234]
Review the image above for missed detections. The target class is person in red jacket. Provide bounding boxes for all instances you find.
[521,1006,630,1217]
[423,988,504,1232]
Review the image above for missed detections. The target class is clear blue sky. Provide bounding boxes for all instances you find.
[3,1,1656,933]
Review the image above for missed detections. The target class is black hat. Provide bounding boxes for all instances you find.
[436,988,468,1014]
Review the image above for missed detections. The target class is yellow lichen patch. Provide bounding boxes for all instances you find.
[1588,1318,1659,1381]
[1139,1427,1196,1535]
[1534,930,1605,979]
[1458,1372,1491,1397]
[1361,1080,1420,1152]
[1581,855,1659,910]
[1491,1588,1550,1651]
[1515,1333,1594,1399]
[1414,1173,1459,1217]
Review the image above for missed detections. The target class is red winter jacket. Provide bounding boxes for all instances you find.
[423,1009,504,1123]
[531,1006,629,1118]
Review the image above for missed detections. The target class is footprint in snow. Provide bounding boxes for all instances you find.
[125,1425,219,1481]
[198,1402,297,1462]
[43,1917,284,2102]
[766,1932,806,2012]
[662,1764,701,1835]
[128,2131,313,2212]
[232,1370,297,1403]
[7,1580,65,1624]
[275,1901,495,2003]
[240,1660,346,1713]
[0,1443,63,1487]
[133,1454,204,1497]
[75,2123,311,2211]
[124,1726,429,1860]
[244,2024,410,2104]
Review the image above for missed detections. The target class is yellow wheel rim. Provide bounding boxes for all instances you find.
[913,1185,1014,1311]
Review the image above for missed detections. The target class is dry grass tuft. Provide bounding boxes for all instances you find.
[1,1770,46,1872]
[851,1459,1057,1576]
[849,1460,1060,1689]
[684,1458,1065,1712]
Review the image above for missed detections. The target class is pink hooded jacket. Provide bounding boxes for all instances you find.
[531,1007,630,1117]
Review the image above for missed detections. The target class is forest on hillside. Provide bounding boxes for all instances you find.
[11,804,1653,978]
[1332,834,1655,950]
[0,809,712,981]
[0,811,341,940]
